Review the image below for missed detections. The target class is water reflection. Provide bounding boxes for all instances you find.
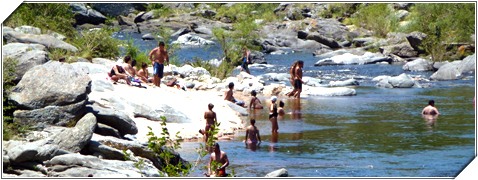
[245,142,261,151]
[269,132,279,152]
[291,99,302,120]
[422,114,438,129]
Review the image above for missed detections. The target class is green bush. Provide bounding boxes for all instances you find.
[404,3,475,61]
[146,116,191,177]
[214,3,279,23]
[2,58,31,140]
[71,27,121,60]
[318,3,359,20]
[350,4,399,37]
[4,3,76,37]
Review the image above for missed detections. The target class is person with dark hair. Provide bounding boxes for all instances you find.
[286,61,299,97]
[245,119,261,151]
[249,90,263,109]
[149,41,169,87]
[292,60,304,99]
[278,100,285,116]
[59,57,66,62]
[137,62,152,84]
[422,100,440,115]
[199,103,217,143]
[208,143,229,177]
[224,82,245,107]
[108,63,131,85]
[269,96,279,133]
[241,47,251,74]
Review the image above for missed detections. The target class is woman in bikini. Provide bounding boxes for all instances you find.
[269,96,279,133]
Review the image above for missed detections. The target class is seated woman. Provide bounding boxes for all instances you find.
[137,62,153,84]
[108,64,130,85]
[249,90,263,109]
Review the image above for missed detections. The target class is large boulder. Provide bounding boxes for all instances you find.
[406,31,427,52]
[459,53,476,73]
[328,79,359,87]
[49,113,97,153]
[172,34,215,46]
[379,42,417,58]
[314,52,392,66]
[10,61,91,109]
[44,153,160,177]
[134,11,155,23]
[86,103,138,136]
[13,100,87,129]
[4,140,70,164]
[306,32,341,49]
[402,58,434,71]
[305,86,356,96]
[70,3,107,26]
[3,30,78,52]
[2,43,49,82]
[430,61,466,80]
[9,61,91,127]
[376,73,419,88]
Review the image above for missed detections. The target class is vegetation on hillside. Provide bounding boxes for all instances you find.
[405,3,475,61]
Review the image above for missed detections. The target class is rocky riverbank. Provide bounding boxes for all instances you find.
[2,2,475,177]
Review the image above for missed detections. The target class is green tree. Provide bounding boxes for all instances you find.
[350,3,400,37]
[405,3,475,61]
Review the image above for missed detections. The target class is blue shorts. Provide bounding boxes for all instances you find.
[153,62,164,78]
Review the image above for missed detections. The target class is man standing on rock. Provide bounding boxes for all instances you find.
[149,41,169,87]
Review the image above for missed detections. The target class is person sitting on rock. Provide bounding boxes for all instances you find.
[108,64,130,85]
[249,90,263,109]
[123,56,136,82]
[224,82,245,107]
[137,62,153,84]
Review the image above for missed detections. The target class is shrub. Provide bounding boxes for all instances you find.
[405,3,475,61]
[4,3,76,37]
[146,116,191,177]
[71,27,121,60]
[350,3,400,37]
[2,58,31,140]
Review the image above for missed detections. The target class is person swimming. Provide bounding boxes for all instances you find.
[422,100,440,115]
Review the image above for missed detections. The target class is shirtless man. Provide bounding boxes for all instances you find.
[149,41,169,87]
[208,143,229,177]
[224,82,245,107]
[245,119,261,150]
[292,60,304,99]
[200,103,217,143]
[422,100,440,115]
[286,61,299,97]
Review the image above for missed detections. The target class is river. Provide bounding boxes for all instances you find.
[113,32,475,177]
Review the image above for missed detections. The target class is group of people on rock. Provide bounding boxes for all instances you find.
[107,41,187,89]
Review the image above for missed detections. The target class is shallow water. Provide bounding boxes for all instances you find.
[114,32,475,177]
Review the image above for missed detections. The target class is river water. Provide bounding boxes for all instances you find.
[113,32,476,177]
